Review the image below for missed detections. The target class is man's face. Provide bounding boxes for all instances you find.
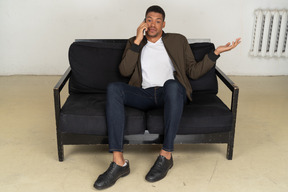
[145,12,165,38]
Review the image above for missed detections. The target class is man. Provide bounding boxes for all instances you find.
[94,5,241,190]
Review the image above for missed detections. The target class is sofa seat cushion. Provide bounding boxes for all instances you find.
[146,94,233,134]
[59,94,146,135]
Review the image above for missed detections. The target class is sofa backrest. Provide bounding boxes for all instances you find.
[68,40,129,94]
[189,43,218,94]
[68,40,218,94]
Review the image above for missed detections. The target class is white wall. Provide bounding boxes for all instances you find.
[0,0,288,75]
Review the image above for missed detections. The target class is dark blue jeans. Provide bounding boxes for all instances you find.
[106,79,187,153]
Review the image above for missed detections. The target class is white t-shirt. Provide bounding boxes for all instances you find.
[141,38,175,89]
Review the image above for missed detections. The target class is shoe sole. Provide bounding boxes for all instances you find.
[94,170,130,190]
[121,170,130,178]
[145,164,173,183]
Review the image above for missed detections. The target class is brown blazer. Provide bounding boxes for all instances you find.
[119,32,219,101]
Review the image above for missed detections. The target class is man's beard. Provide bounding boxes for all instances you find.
[146,31,160,38]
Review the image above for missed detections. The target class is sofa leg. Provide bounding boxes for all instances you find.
[58,144,64,162]
[226,143,233,160]
[57,133,64,162]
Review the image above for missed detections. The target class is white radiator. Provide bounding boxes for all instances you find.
[250,9,288,57]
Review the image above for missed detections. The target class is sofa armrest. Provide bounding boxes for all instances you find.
[53,67,71,162]
[215,66,239,160]
[53,67,71,126]
[54,67,71,92]
[215,66,239,113]
[215,66,238,92]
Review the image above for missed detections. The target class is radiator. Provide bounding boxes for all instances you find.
[250,9,288,57]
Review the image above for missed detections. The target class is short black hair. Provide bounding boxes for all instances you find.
[145,5,165,21]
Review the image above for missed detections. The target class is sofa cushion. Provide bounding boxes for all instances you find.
[146,94,232,134]
[68,41,129,94]
[59,94,146,135]
[189,43,218,94]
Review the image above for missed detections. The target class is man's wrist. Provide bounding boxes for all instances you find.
[214,49,220,55]
[134,39,141,45]
[208,50,220,61]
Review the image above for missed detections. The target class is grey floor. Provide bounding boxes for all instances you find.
[0,75,287,192]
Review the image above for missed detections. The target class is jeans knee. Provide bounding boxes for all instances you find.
[107,82,124,94]
[163,80,186,102]
[164,79,177,86]
[164,80,184,94]
[107,82,126,102]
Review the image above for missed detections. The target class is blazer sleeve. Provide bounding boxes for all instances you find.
[184,39,220,80]
[119,38,140,77]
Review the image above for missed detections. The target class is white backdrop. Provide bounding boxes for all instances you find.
[0,0,288,75]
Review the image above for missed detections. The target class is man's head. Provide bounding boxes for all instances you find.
[145,5,165,21]
[144,5,166,39]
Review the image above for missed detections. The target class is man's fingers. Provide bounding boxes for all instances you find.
[235,38,241,45]
[140,23,148,31]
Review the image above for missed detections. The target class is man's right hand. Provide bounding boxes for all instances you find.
[134,21,148,45]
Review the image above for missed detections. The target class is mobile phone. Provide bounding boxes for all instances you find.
[143,18,146,35]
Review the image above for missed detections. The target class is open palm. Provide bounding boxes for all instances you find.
[214,38,241,55]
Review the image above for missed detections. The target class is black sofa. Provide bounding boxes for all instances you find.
[53,39,239,162]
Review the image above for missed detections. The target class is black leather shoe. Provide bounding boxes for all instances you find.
[94,161,130,190]
[145,155,173,182]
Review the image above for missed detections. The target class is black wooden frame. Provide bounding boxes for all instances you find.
[53,65,239,162]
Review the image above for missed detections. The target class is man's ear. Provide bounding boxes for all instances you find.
[162,21,166,29]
